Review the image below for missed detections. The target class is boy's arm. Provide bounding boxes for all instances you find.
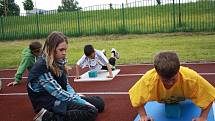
[39,72,84,103]
[39,73,95,107]
[187,69,215,121]
[75,55,87,79]
[75,64,81,79]
[136,104,154,121]
[8,56,30,86]
[192,102,213,121]
[15,56,31,82]
[129,72,155,121]
[106,63,113,78]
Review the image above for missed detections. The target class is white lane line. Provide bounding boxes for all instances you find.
[112,62,215,67]
[0,93,27,96]
[1,73,215,80]
[1,62,215,71]
[116,73,215,76]
[79,92,128,95]
[199,73,215,75]
[116,74,143,76]
[0,74,143,80]
[0,92,128,96]
[0,69,17,71]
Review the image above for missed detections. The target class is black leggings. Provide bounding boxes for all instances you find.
[27,86,104,121]
[37,96,104,121]
[64,104,98,121]
[65,96,105,121]
[42,103,98,121]
[102,57,116,70]
[56,96,104,121]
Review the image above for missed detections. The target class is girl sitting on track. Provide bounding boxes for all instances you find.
[27,31,104,121]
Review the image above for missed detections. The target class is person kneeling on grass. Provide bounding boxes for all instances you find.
[75,44,120,79]
[27,31,104,121]
[7,41,42,86]
[129,51,215,121]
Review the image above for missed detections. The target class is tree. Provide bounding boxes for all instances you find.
[0,0,20,16]
[58,0,81,12]
[109,3,113,9]
[156,0,161,5]
[23,0,34,15]
[23,0,34,11]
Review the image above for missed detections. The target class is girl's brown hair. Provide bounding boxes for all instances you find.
[43,31,68,76]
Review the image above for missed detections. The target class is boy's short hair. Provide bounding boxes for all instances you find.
[29,41,42,51]
[84,44,95,57]
[154,51,180,79]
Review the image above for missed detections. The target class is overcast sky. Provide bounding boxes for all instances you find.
[15,0,197,13]
[15,0,134,13]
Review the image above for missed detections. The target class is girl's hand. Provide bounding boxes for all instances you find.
[75,76,81,79]
[7,81,19,86]
[85,102,96,108]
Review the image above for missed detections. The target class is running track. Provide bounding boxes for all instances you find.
[0,63,215,121]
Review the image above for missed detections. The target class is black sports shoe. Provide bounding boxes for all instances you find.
[111,48,120,59]
[101,49,106,56]
[33,108,47,121]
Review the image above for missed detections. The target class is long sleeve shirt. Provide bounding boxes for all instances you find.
[15,48,36,83]
[28,57,87,105]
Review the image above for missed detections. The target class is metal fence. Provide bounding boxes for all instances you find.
[0,0,214,40]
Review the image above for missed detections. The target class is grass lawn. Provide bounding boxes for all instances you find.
[1,1,215,40]
[0,32,215,69]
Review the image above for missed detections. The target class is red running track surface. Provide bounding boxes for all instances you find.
[0,63,215,121]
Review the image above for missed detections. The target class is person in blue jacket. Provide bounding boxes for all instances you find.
[27,31,104,121]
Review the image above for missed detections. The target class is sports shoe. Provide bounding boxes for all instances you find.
[111,48,120,59]
[111,66,116,70]
[33,108,47,121]
[101,49,106,56]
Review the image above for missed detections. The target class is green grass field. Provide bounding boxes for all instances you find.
[0,33,215,69]
[1,1,215,40]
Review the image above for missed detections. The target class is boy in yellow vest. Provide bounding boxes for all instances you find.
[129,51,215,121]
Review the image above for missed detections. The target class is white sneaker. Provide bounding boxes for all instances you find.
[101,49,106,56]
[111,48,120,59]
[33,108,47,121]
[0,79,2,91]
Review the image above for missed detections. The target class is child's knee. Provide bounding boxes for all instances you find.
[65,105,98,121]
[81,96,105,113]
[109,57,116,66]
[92,96,105,113]
[88,106,98,120]
[52,100,67,115]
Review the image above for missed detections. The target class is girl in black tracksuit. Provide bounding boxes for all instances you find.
[27,31,104,121]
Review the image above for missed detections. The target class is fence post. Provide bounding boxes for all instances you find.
[121,3,125,33]
[77,10,81,36]
[172,0,176,32]
[178,0,182,28]
[36,12,40,39]
[0,16,4,40]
